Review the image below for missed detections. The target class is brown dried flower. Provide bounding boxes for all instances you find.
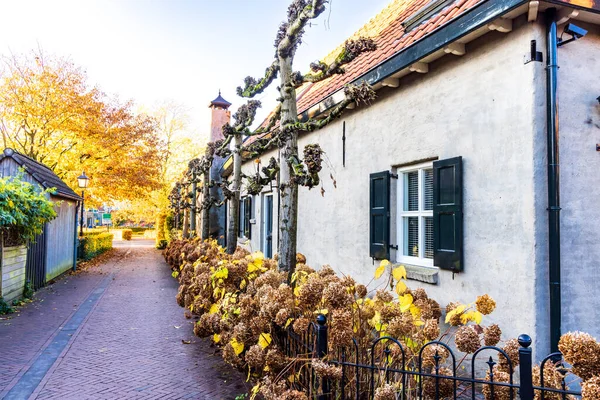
[582,376,600,400]
[498,338,520,372]
[421,344,449,368]
[532,363,571,400]
[423,319,440,341]
[476,294,497,315]
[282,390,308,400]
[265,348,287,372]
[322,282,353,309]
[482,366,512,400]
[558,331,600,380]
[422,367,454,399]
[455,326,481,354]
[330,309,354,347]
[373,383,396,400]
[375,289,393,304]
[484,324,502,347]
[293,317,310,334]
[312,359,343,380]
[387,313,414,338]
[245,344,266,370]
[356,284,368,298]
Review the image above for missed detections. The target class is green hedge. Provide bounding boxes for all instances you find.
[79,232,114,260]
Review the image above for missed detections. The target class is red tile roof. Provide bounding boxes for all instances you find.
[295,0,484,114]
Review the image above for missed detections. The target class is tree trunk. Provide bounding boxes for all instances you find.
[226,133,242,254]
[190,172,197,236]
[182,208,189,239]
[201,173,210,240]
[277,54,299,280]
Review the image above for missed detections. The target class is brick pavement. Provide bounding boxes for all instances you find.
[1,239,249,400]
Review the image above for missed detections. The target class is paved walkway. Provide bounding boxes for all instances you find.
[0,239,249,400]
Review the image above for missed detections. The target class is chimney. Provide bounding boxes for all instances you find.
[209,91,232,142]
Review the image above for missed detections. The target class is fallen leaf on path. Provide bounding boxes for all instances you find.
[181,340,192,344]
[174,325,181,329]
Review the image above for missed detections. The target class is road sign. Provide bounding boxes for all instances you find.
[102,213,112,225]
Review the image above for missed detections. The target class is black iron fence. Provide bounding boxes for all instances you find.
[277,315,582,399]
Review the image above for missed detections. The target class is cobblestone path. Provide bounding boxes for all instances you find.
[0,239,249,400]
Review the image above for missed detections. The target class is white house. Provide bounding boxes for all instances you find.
[218,0,600,355]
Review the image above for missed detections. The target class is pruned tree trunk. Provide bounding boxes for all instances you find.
[277,55,299,278]
[190,172,197,236]
[226,133,242,254]
[182,208,189,239]
[201,173,210,240]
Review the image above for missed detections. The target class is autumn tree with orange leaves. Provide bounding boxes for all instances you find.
[0,50,163,204]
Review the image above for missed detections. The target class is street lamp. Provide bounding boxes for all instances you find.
[77,172,90,236]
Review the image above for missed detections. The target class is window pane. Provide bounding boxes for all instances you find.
[424,216,433,259]
[403,171,418,211]
[403,217,419,257]
[424,168,433,211]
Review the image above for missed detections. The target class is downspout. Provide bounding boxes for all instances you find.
[545,8,561,353]
[73,201,80,271]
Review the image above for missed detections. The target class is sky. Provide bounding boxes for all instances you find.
[0,0,390,140]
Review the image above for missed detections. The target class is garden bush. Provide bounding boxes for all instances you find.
[155,213,167,249]
[79,232,113,260]
[164,238,600,399]
[121,229,133,241]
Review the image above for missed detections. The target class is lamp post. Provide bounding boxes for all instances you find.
[77,172,90,236]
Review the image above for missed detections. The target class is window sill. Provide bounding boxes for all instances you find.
[394,263,439,285]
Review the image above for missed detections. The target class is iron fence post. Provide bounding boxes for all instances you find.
[316,314,330,400]
[518,334,534,400]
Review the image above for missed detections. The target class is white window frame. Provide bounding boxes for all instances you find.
[396,162,434,267]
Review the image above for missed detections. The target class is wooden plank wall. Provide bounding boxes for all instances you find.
[45,195,76,281]
[1,245,27,302]
[0,158,37,184]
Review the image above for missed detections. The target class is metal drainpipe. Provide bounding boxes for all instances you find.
[545,8,561,353]
[191,172,197,235]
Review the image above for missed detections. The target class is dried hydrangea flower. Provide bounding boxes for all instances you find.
[375,289,393,304]
[498,338,520,372]
[297,275,325,309]
[558,331,600,380]
[482,366,512,400]
[245,344,266,370]
[282,390,308,400]
[445,302,464,326]
[421,344,449,368]
[484,324,502,347]
[422,367,454,399]
[293,317,310,334]
[532,364,570,400]
[330,309,354,347]
[476,294,497,315]
[413,288,428,301]
[356,284,368,298]
[222,342,243,368]
[387,313,414,338]
[582,376,600,400]
[373,383,396,400]
[312,359,343,380]
[265,348,287,372]
[423,319,440,341]
[259,376,287,400]
[275,308,290,327]
[455,326,481,354]
[380,304,402,323]
[322,281,353,309]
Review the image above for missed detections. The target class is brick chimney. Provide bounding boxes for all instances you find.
[209,91,231,142]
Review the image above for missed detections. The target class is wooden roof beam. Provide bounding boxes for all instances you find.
[488,18,513,32]
[444,42,466,55]
[409,62,429,73]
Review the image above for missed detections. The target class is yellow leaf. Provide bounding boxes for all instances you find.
[258,333,272,349]
[285,318,294,328]
[189,304,194,311]
[374,259,390,279]
[414,320,425,327]
[247,262,258,273]
[399,294,413,312]
[445,305,466,324]
[213,333,221,343]
[392,265,407,281]
[252,251,265,261]
[240,279,247,290]
[395,280,407,295]
[472,311,483,324]
[209,303,219,314]
[314,308,328,315]
[230,338,244,355]
[293,286,301,296]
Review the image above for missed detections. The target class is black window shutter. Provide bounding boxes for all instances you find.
[370,171,391,260]
[433,156,463,271]
[244,196,252,239]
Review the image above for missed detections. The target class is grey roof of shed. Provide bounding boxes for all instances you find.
[0,148,82,201]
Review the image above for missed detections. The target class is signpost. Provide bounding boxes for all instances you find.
[102,213,112,226]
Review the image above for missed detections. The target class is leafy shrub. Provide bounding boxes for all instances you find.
[0,173,56,243]
[164,239,512,398]
[79,232,113,260]
[122,229,133,241]
[0,297,14,314]
[23,280,34,299]
[155,212,166,248]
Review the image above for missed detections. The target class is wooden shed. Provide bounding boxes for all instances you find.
[0,148,81,290]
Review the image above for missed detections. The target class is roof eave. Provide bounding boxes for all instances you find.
[299,0,529,121]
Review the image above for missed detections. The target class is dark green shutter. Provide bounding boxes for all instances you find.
[238,199,244,237]
[433,156,463,271]
[370,171,391,260]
